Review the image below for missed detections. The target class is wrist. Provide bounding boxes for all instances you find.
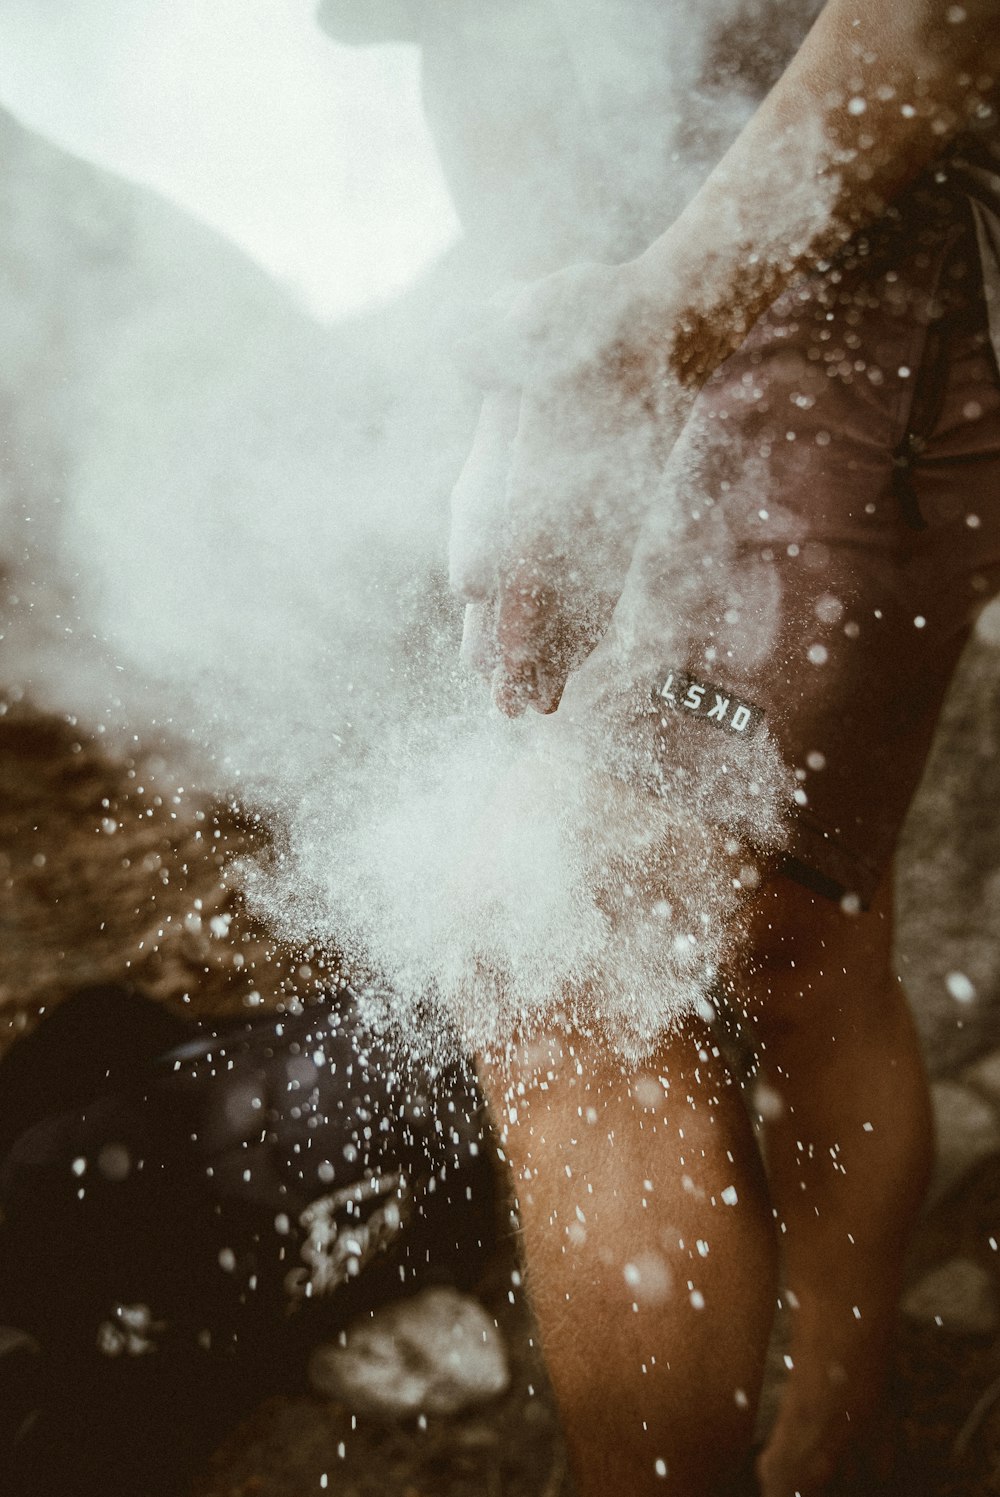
[620,230,749,388]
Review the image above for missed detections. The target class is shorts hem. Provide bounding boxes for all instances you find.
[780,815,884,908]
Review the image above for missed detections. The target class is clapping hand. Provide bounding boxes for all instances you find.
[450,261,695,717]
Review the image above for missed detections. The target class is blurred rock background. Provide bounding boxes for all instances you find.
[898,607,1000,1076]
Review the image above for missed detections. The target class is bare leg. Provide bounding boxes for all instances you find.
[480,1019,777,1496]
[739,875,933,1497]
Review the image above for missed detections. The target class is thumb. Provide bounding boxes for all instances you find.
[460,598,501,679]
[448,388,520,600]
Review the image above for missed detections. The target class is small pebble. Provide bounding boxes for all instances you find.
[902,1258,999,1336]
[309,1287,510,1418]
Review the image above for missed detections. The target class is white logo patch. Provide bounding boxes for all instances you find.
[654,671,762,738]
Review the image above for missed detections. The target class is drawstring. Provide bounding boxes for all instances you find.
[890,203,977,532]
[891,297,954,533]
[891,431,930,531]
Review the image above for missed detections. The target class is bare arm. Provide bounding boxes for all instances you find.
[455,0,1000,716]
[634,0,1000,382]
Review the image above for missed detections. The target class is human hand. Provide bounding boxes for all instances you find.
[449,261,694,717]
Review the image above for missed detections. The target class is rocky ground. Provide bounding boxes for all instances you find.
[2,606,1000,1497]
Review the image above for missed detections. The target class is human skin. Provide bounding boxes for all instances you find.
[480,876,933,1496]
[454,0,1000,715]
[459,2,997,1492]
[740,880,934,1496]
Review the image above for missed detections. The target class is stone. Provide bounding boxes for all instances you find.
[308,1287,510,1419]
[927,1081,1000,1206]
[964,1047,1000,1107]
[902,1258,999,1336]
[976,598,1000,647]
[895,628,1000,1079]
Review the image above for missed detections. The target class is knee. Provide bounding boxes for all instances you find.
[478,1016,740,1162]
[727,872,897,1033]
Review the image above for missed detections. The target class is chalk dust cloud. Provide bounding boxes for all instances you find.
[0,1,836,1057]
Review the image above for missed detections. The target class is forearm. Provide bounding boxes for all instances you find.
[632,0,1000,382]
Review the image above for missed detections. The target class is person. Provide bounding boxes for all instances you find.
[318,3,1000,1493]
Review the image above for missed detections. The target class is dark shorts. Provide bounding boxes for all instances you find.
[649,178,1000,905]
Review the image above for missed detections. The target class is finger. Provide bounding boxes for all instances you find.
[494,563,621,717]
[460,599,500,679]
[492,662,539,718]
[492,649,568,718]
[493,562,567,717]
[449,390,520,600]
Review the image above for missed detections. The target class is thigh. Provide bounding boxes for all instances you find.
[614,184,1000,907]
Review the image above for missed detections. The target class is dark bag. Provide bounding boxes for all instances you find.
[0,985,496,1496]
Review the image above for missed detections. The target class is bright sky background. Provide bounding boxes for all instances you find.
[0,0,460,320]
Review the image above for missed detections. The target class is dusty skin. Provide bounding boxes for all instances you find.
[4,693,1000,1496]
[1,2,999,1494]
[445,0,1000,1488]
[474,872,931,1497]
